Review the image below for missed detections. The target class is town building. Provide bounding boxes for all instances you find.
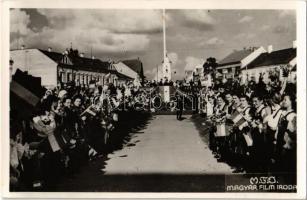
[113,61,139,80]
[121,58,145,82]
[217,46,266,81]
[10,47,135,88]
[243,42,297,83]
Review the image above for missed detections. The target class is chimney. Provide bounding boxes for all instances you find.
[92,56,95,60]
[293,40,297,48]
[80,53,84,57]
[48,47,52,52]
[268,45,273,53]
[21,45,25,50]
[64,50,69,55]
[10,58,14,66]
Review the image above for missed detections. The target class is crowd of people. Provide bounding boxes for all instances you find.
[198,70,296,181]
[10,66,297,190]
[10,79,155,191]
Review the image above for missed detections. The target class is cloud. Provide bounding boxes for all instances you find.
[184,56,204,71]
[273,25,290,34]
[10,9,37,49]
[205,37,224,45]
[238,16,253,23]
[145,68,156,76]
[145,66,163,81]
[260,25,270,31]
[168,52,178,66]
[10,9,33,36]
[234,33,256,39]
[37,9,162,34]
[278,10,296,18]
[179,10,216,31]
[11,9,157,54]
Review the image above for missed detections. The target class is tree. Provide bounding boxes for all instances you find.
[203,57,218,81]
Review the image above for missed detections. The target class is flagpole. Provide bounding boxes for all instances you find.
[163,9,166,60]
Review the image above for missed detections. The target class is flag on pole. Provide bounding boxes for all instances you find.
[231,110,249,130]
[80,105,97,117]
[11,81,40,107]
[47,134,61,152]
[10,69,46,119]
[215,124,228,137]
[243,132,253,146]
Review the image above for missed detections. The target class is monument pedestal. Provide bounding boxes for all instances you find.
[158,86,176,102]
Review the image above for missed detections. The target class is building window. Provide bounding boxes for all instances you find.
[59,72,64,83]
[79,74,83,84]
[67,72,73,82]
[84,75,88,85]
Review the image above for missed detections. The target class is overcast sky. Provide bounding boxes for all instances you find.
[10,9,296,80]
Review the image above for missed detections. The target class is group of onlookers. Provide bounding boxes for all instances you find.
[199,74,296,182]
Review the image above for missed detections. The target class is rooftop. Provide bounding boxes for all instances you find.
[122,59,143,73]
[39,48,111,73]
[246,47,296,69]
[218,48,254,67]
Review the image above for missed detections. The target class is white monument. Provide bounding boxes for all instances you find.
[161,9,171,102]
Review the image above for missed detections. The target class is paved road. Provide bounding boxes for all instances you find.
[104,115,232,174]
[54,115,234,192]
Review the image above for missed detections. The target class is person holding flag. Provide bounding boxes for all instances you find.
[229,95,252,173]
[212,95,228,162]
[250,93,270,173]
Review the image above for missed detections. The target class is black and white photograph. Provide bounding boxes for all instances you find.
[2,0,306,198]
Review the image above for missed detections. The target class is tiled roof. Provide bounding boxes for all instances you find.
[68,55,111,73]
[39,49,63,63]
[122,59,143,74]
[246,48,296,69]
[114,71,133,80]
[218,49,254,67]
[39,49,111,73]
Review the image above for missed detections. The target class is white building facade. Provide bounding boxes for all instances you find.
[243,44,296,83]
